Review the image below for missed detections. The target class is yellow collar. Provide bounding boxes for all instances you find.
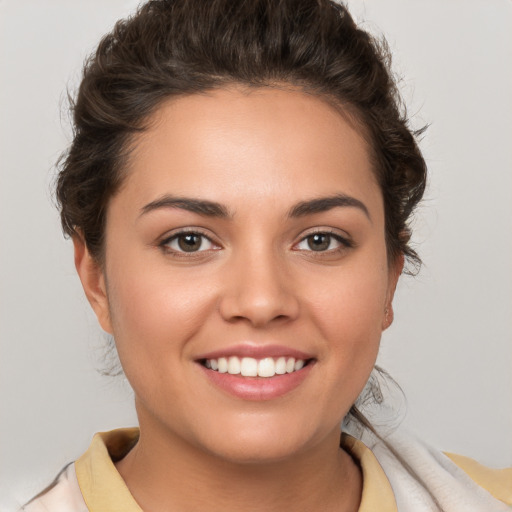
[75,428,397,512]
[76,428,142,511]
[341,433,397,512]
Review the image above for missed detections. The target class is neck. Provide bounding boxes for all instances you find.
[116,417,362,512]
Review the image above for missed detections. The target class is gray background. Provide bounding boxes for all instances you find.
[1,0,511,508]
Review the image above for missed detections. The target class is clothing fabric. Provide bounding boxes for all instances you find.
[23,428,512,512]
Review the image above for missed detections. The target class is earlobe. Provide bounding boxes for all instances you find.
[382,306,394,331]
[72,235,113,334]
[382,253,404,331]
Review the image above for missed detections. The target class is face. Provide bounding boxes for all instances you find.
[77,87,401,463]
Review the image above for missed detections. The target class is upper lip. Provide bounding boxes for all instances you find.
[195,344,315,361]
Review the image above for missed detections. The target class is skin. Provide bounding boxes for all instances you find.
[74,87,402,512]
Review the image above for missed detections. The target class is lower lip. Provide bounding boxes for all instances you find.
[199,363,314,401]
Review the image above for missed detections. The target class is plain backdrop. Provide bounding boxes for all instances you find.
[1,0,511,508]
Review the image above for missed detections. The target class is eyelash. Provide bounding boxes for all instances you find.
[158,228,353,257]
[159,229,220,256]
[293,230,354,254]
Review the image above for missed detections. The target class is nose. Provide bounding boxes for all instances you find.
[218,249,300,328]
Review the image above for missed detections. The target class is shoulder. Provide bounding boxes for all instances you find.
[353,427,512,511]
[21,428,140,512]
[446,452,512,506]
[22,463,88,512]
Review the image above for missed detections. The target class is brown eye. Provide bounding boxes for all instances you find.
[294,231,352,253]
[307,233,331,251]
[161,232,217,253]
[177,233,203,252]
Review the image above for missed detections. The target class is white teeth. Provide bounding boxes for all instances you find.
[205,356,307,378]
[240,357,258,377]
[294,359,304,371]
[275,357,287,374]
[228,356,241,375]
[218,357,228,373]
[258,357,275,378]
[286,357,296,373]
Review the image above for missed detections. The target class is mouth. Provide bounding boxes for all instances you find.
[200,356,313,378]
[195,345,316,400]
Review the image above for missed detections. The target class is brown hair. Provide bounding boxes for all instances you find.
[56,0,427,272]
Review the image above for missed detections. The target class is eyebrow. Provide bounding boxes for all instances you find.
[139,193,370,221]
[288,194,371,220]
[140,195,231,218]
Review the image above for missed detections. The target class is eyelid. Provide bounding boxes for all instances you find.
[292,228,354,251]
[158,227,221,253]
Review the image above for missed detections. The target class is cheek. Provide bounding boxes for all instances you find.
[304,258,388,377]
[308,258,388,332]
[290,269,386,436]
[104,256,215,369]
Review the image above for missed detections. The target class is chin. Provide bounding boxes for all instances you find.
[205,436,309,465]
[191,415,333,465]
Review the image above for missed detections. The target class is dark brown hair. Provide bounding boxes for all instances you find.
[56,0,427,271]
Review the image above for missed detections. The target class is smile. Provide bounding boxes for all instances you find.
[203,356,307,378]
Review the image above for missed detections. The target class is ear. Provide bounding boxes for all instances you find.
[382,253,404,331]
[73,235,113,334]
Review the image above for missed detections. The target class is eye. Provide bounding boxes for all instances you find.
[161,231,218,253]
[295,232,351,252]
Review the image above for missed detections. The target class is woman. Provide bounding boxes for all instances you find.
[13,0,511,510]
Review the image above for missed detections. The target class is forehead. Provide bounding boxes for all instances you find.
[119,87,381,215]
